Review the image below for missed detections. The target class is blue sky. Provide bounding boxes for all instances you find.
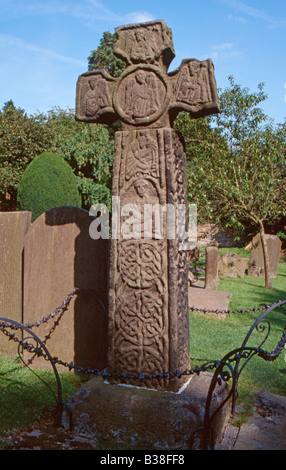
[0,0,285,123]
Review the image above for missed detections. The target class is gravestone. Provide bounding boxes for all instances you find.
[205,245,219,289]
[76,19,220,391]
[218,252,248,278]
[248,233,282,278]
[0,211,31,356]
[23,206,109,369]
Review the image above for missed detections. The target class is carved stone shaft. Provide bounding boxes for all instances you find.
[108,128,190,389]
[75,19,220,391]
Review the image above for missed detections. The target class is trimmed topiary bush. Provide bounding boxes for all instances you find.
[17,152,81,221]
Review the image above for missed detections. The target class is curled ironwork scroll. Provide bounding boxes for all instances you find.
[196,299,286,450]
[0,290,285,449]
[0,317,72,429]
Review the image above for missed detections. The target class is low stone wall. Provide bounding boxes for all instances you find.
[0,208,109,368]
[197,223,246,247]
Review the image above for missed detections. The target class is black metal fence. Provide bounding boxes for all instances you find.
[0,289,285,450]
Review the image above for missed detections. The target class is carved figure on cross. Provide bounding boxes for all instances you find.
[75,19,220,391]
[76,20,219,128]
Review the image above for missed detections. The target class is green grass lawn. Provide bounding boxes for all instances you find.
[0,248,285,437]
[189,249,286,419]
[0,356,84,439]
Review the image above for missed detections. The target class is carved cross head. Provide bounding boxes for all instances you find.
[75,19,220,129]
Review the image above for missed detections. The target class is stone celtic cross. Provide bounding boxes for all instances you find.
[76,20,219,390]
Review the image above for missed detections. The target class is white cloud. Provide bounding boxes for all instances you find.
[212,42,234,51]
[71,1,156,25]
[0,33,86,67]
[0,0,156,115]
[85,0,121,21]
[0,0,155,25]
[0,0,69,18]
[227,13,247,24]
[218,0,286,28]
[210,42,240,59]
[125,11,156,24]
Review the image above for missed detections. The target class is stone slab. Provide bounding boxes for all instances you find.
[188,286,232,317]
[0,211,31,356]
[216,424,240,450]
[234,389,286,450]
[23,206,109,370]
[63,372,230,450]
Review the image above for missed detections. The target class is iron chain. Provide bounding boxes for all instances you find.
[0,288,285,381]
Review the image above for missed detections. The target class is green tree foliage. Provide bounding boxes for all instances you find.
[34,106,79,147]
[174,113,228,224]
[17,151,81,221]
[0,101,53,210]
[87,31,126,78]
[2,25,285,286]
[54,119,114,209]
[87,30,126,134]
[1,31,121,212]
[0,104,115,212]
[36,107,114,209]
[176,76,286,289]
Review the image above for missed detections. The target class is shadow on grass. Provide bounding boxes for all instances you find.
[241,283,286,302]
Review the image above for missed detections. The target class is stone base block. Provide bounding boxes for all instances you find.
[63,372,230,450]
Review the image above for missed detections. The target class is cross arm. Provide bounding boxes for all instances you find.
[75,69,117,125]
[168,58,220,125]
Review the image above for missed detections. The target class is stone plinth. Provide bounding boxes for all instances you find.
[63,372,230,450]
